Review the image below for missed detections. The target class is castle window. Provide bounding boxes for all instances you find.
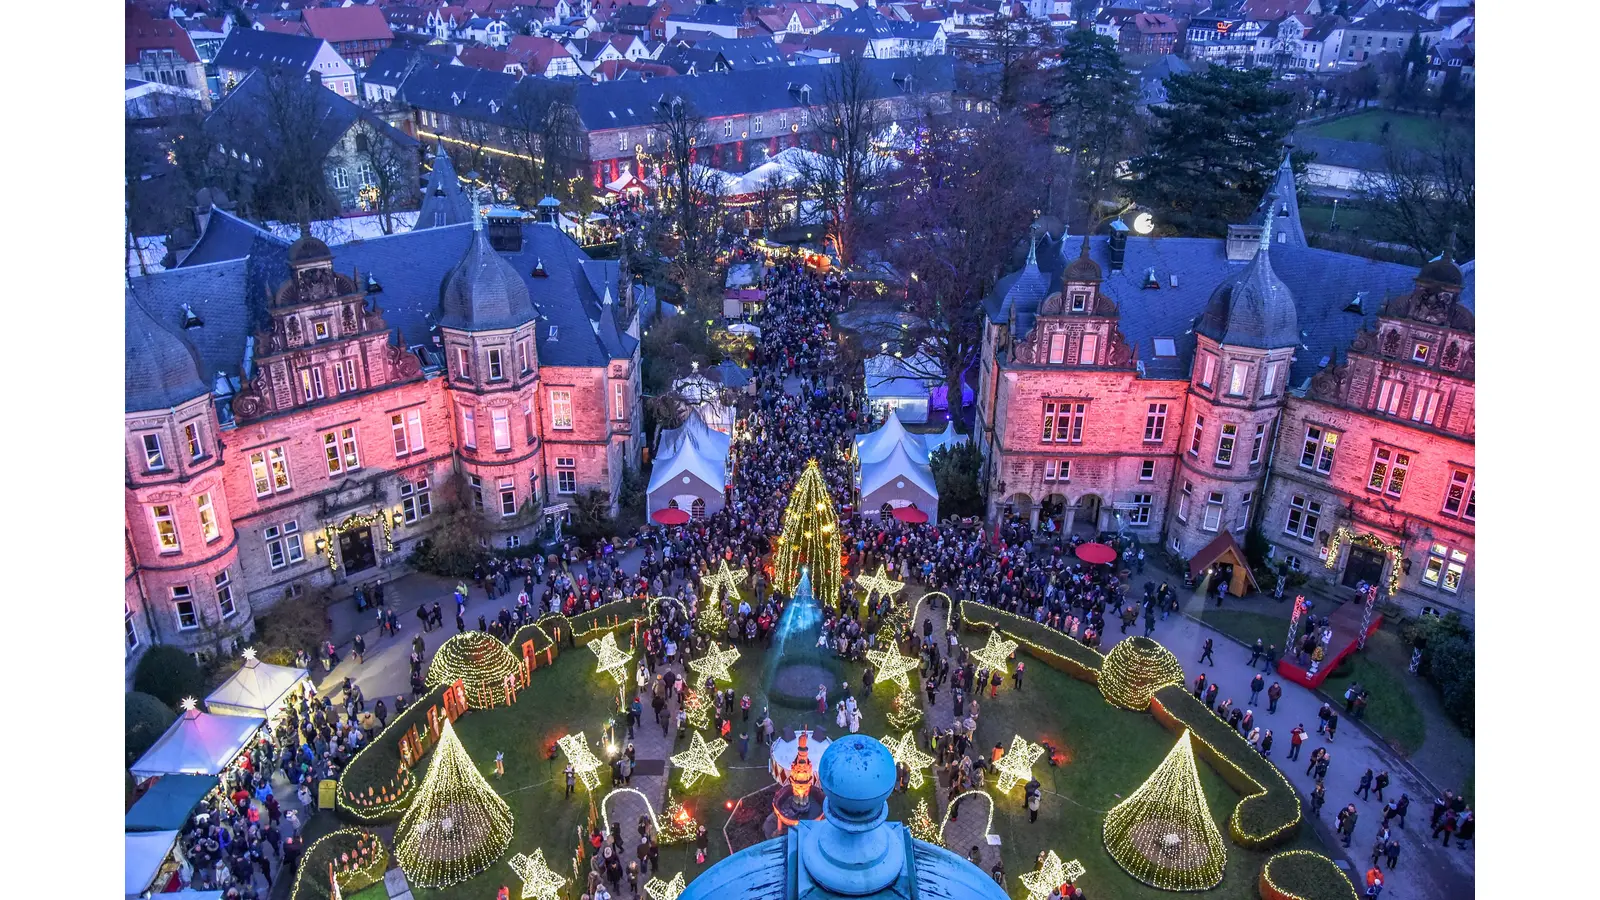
[461,406,477,450]
[487,348,505,381]
[1202,491,1224,532]
[1048,333,1067,364]
[524,399,536,444]
[550,390,574,430]
[215,570,236,618]
[1284,495,1320,542]
[1215,424,1237,465]
[1227,362,1248,397]
[1260,361,1279,397]
[613,382,627,421]
[1070,292,1088,312]
[1250,422,1267,465]
[499,478,517,516]
[1367,447,1410,498]
[1412,342,1431,364]
[196,493,220,543]
[1144,403,1167,442]
[173,586,198,630]
[142,433,166,472]
[1442,469,1474,520]
[126,603,139,651]
[1410,389,1442,426]
[401,478,433,523]
[1376,379,1404,416]
[557,457,577,494]
[1078,333,1099,366]
[1140,459,1155,481]
[1042,401,1084,443]
[1197,353,1216,389]
[1422,544,1468,593]
[1236,491,1253,532]
[1153,338,1176,357]
[1300,426,1338,474]
[1177,481,1193,522]
[313,320,330,341]
[1129,493,1152,525]
[1189,414,1205,457]
[492,409,512,450]
[324,427,361,475]
[152,504,180,552]
[456,347,472,381]
[1043,460,1070,481]
[468,474,485,511]
[185,422,204,460]
[250,447,292,497]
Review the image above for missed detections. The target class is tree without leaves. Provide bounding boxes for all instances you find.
[500,78,582,205]
[206,69,340,229]
[980,13,1053,112]
[653,95,724,278]
[1042,29,1136,232]
[1129,67,1298,236]
[1359,126,1473,262]
[793,54,889,267]
[348,120,417,235]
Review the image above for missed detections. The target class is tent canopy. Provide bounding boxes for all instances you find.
[861,438,938,500]
[125,774,219,832]
[922,418,967,458]
[205,658,307,718]
[855,411,928,467]
[126,830,180,896]
[130,709,264,781]
[647,408,731,496]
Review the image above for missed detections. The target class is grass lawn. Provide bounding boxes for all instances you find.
[1319,654,1425,756]
[950,632,1328,900]
[1195,610,1295,653]
[1304,109,1448,146]
[1300,201,1377,237]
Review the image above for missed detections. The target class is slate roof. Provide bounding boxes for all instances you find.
[213,28,325,74]
[128,260,255,397]
[207,69,417,165]
[823,6,937,40]
[416,143,474,230]
[180,207,290,267]
[1197,219,1300,350]
[1350,7,1438,33]
[674,5,746,28]
[398,62,523,126]
[364,47,446,89]
[1291,134,1387,172]
[985,235,1460,385]
[126,284,212,413]
[695,36,787,67]
[1246,155,1307,249]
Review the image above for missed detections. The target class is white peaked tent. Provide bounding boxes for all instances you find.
[205,655,309,719]
[854,411,945,521]
[922,418,967,458]
[648,407,732,521]
[130,706,265,781]
[126,830,182,897]
[855,410,928,467]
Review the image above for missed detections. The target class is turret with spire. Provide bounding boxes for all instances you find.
[416,141,472,230]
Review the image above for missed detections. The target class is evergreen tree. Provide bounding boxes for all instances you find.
[1129,67,1297,236]
[773,460,842,606]
[394,719,515,887]
[1044,30,1136,231]
[929,441,985,520]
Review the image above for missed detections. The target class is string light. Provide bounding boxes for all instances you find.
[907,799,941,843]
[644,871,686,900]
[425,632,523,706]
[557,733,604,791]
[696,592,727,638]
[881,732,933,790]
[393,719,515,888]
[702,559,749,601]
[688,641,742,684]
[937,789,994,846]
[1323,527,1403,596]
[601,787,659,835]
[1020,851,1086,900]
[657,792,699,844]
[856,563,905,605]
[773,460,842,605]
[682,689,712,730]
[970,630,1019,677]
[1258,850,1359,900]
[670,731,728,789]
[588,632,635,686]
[865,646,920,691]
[1102,730,1226,892]
[1099,637,1186,711]
[507,849,566,900]
[992,735,1046,794]
[886,686,924,731]
[288,829,389,900]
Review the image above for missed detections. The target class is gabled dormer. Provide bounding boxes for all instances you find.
[1012,237,1136,369]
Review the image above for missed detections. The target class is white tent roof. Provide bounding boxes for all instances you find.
[860,437,938,499]
[126,830,180,896]
[205,658,308,718]
[923,419,967,457]
[130,709,264,781]
[648,408,730,495]
[855,411,928,467]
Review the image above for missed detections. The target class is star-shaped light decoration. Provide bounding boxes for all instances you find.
[179,697,199,712]
[970,630,1019,676]
[881,732,934,790]
[856,564,905,605]
[670,731,728,789]
[702,559,748,601]
[588,632,635,686]
[557,732,604,791]
[643,871,686,900]
[992,735,1046,794]
[508,849,567,900]
[1020,851,1085,900]
[240,646,259,662]
[688,641,742,684]
[865,646,920,691]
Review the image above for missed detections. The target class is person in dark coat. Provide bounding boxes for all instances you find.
[1267,682,1282,713]
[1383,838,1401,869]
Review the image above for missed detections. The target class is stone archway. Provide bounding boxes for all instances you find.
[1039,493,1070,536]
[1077,494,1104,536]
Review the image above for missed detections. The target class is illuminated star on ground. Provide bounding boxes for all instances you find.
[670,731,728,789]
[865,646,920,690]
[970,630,1020,676]
[1020,851,1084,900]
[588,632,634,685]
[644,871,686,900]
[856,563,905,604]
[688,641,742,684]
[881,731,934,790]
[508,849,566,900]
[993,734,1046,793]
[557,732,603,791]
[702,559,749,601]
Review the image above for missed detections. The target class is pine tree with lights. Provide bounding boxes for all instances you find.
[657,792,699,845]
[773,459,842,606]
[907,799,941,843]
[1102,730,1226,891]
[394,719,515,888]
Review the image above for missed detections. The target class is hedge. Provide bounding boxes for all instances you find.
[1258,850,1359,900]
[289,829,390,900]
[956,600,1301,849]
[1152,685,1302,848]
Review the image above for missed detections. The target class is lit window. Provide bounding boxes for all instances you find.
[185,422,203,460]
[499,478,517,516]
[1145,403,1167,442]
[1300,426,1338,474]
[613,382,627,421]
[401,478,433,522]
[1197,353,1215,388]
[173,586,198,630]
[215,569,236,618]
[1250,422,1267,465]
[196,493,220,542]
[1215,424,1237,465]
[143,434,166,471]
[1367,447,1410,498]
[492,409,512,450]
[1189,414,1205,457]
[1202,491,1224,532]
[153,504,181,552]
[1284,495,1321,543]
[1376,379,1404,416]
[392,413,409,455]
[1227,362,1248,396]
[461,406,477,450]
[1422,544,1468,593]
[1442,469,1474,519]
[1412,342,1430,364]
[250,447,292,497]
[324,427,360,475]
[551,390,574,429]
[487,348,504,380]
[1048,333,1066,364]
[313,320,330,341]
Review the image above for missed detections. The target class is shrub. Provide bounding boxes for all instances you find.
[1402,613,1474,735]
[958,601,1102,681]
[255,588,328,666]
[134,645,205,708]
[127,691,177,767]
[1258,850,1359,900]
[1255,567,1281,594]
[929,441,985,520]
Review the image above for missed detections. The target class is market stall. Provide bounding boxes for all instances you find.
[125,774,220,833]
[126,830,182,897]
[204,653,309,720]
[130,703,265,782]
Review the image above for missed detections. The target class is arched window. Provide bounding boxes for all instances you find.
[880,503,894,522]
[667,499,679,509]
[691,498,706,520]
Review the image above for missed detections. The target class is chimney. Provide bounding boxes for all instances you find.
[1226,224,1263,262]
[1108,219,1128,273]
[487,210,524,252]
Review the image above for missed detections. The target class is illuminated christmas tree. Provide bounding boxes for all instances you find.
[907,799,941,843]
[773,460,842,606]
[657,792,699,844]
[394,719,515,887]
[886,687,924,731]
[1102,730,1227,891]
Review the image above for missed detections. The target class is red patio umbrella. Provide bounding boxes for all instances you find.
[652,508,691,526]
[1074,542,1118,565]
[891,507,929,524]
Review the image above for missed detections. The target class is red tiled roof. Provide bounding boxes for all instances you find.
[126,6,201,64]
[457,44,514,71]
[1129,12,1178,35]
[256,18,304,36]
[302,5,394,44]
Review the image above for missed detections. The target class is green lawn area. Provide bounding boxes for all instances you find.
[1195,609,1295,654]
[1301,201,1377,237]
[950,632,1328,900]
[1304,109,1448,146]
[1319,653,1425,756]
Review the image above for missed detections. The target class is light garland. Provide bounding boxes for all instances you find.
[992,735,1046,794]
[1259,850,1360,900]
[288,829,389,900]
[393,719,515,888]
[909,591,954,634]
[682,688,712,730]
[507,849,566,900]
[702,559,749,601]
[557,733,604,791]
[1102,730,1226,891]
[657,792,699,844]
[601,787,660,837]
[886,686,924,731]
[644,871,686,900]
[1323,527,1403,596]
[1021,851,1086,900]
[1098,637,1186,711]
[588,632,635,686]
[881,732,934,790]
[937,789,994,847]
[319,512,395,572]
[425,632,523,707]
[696,593,727,638]
[773,460,843,605]
[670,731,728,789]
[865,646,920,691]
[970,630,1019,677]
[907,799,941,843]
[856,563,905,606]
[688,641,742,684]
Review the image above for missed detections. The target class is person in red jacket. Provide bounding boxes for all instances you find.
[1288,724,1307,761]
